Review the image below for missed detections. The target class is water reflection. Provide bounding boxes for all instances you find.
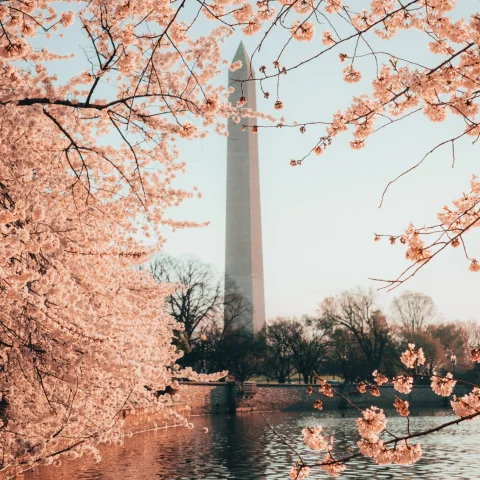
[25,409,479,479]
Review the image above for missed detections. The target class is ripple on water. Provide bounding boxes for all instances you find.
[24,410,480,479]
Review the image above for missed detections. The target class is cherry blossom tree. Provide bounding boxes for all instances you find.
[0,0,242,475]
[3,0,480,477]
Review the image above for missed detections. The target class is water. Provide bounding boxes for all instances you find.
[24,409,479,479]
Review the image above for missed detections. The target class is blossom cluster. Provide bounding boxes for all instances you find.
[318,378,334,397]
[320,456,346,477]
[393,397,410,417]
[400,344,426,369]
[356,407,387,438]
[289,464,310,480]
[302,425,329,451]
[471,347,480,362]
[393,375,414,394]
[431,373,457,397]
[358,438,422,465]
[373,370,389,386]
[451,388,480,418]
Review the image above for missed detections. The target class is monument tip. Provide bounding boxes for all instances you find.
[232,40,250,64]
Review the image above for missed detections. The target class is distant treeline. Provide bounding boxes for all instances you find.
[147,254,480,384]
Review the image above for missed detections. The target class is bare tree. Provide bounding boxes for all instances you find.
[290,316,330,384]
[462,320,480,349]
[199,278,254,372]
[406,330,445,376]
[325,329,371,383]
[213,330,266,382]
[266,316,329,384]
[264,319,295,383]
[427,323,470,373]
[202,322,265,381]
[317,289,392,375]
[391,291,436,337]
[149,255,222,347]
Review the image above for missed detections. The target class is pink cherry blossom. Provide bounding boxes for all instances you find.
[400,344,425,369]
[289,464,310,479]
[373,370,389,386]
[303,425,329,451]
[431,373,457,397]
[230,60,242,72]
[393,375,414,394]
[291,20,316,42]
[451,388,480,418]
[356,407,387,438]
[343,66,362,84]
[394,396,410,416]
[470,347,480,362]
[320,455,346,477]
[393,443,422,465]
[318,378,334,397]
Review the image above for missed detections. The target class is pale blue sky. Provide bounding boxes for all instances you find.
[161,7,480,323]
[42,4,480,322]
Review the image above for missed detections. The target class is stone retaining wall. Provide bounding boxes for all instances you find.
[247,384,471,411]
[177,382,236,415]
[179,382,471,414]
[238,383,336,411]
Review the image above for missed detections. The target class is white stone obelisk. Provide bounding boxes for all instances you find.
[225,42,266,334]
